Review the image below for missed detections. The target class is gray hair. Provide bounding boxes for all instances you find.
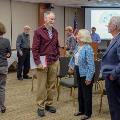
[78,29,92,43]
[44,11,55,19]
[110,16,120,31]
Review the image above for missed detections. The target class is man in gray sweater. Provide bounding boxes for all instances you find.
[16,25,32,80]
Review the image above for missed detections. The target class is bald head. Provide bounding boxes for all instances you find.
[24,25,31,34]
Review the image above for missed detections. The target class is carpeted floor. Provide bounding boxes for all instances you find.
[0,72,110,120]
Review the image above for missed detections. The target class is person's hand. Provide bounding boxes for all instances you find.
[85,80,91,86]
[19,50,23,56]
[37,64,47,70]
[37,64,44,69]
[6,53,11,58]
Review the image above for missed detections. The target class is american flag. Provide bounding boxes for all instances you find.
[74,12,78,30]
[73,12,78,35]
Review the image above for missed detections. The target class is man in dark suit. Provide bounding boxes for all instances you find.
[101,16,120,120]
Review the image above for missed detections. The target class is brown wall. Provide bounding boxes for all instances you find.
[38,3,47,26]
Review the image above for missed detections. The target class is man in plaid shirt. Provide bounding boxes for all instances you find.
[32,11,60,117]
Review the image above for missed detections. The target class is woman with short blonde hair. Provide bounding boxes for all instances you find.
[77,29,92,43]
[65,26,73,33]
[69,29,95,120]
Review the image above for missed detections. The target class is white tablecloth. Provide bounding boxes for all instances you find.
[7,51,18,68]
[7,51,36,70]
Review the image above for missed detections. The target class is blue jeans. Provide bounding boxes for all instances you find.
[0,66,7,110]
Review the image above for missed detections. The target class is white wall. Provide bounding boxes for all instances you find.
[12,1,38,49]
[0,0,11,42]
[65,7,75,28]
[65,7,84,43]
[53,6,65,47]
[65,7,84,29]
[53,6,85,47]
[0,1,85,48]
[0,0,38,49]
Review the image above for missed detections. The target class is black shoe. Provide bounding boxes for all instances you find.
[45,105,56,113]
[74,112,84,116]
[1,107,6,113]
[17,77,23,80]
[23,75,32,79]
[37,108,45,117]
[81,115,91,120]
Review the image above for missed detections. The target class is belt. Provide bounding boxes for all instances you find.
[22,48,30,50]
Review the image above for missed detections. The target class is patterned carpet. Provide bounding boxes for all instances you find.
[0,72,110,120]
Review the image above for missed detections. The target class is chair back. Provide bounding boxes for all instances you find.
[73,68,78,87]
[93,60,101,82]
[58,57,70,78]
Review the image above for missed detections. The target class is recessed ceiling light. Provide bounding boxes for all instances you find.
[88,0,103,2]
[97,0,103,1]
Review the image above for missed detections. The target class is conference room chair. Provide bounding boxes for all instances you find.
[57,57,78,106]
[93,60,106,113]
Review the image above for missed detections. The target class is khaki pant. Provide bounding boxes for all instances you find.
[36,60,59,108]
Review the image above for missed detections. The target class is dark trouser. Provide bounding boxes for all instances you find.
[17,49,30,78]
[105,75,120,120]
[75,66,93,117]
[0,73,7,110]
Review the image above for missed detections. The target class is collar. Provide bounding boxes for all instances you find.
[42,25,54,32]
[23,32,29,36]
[112,32,120,39]
[91,32,96,35]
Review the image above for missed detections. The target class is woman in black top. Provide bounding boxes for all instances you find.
[0,22,11,113]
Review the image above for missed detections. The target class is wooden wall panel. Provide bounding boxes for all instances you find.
[38,3,50,26]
